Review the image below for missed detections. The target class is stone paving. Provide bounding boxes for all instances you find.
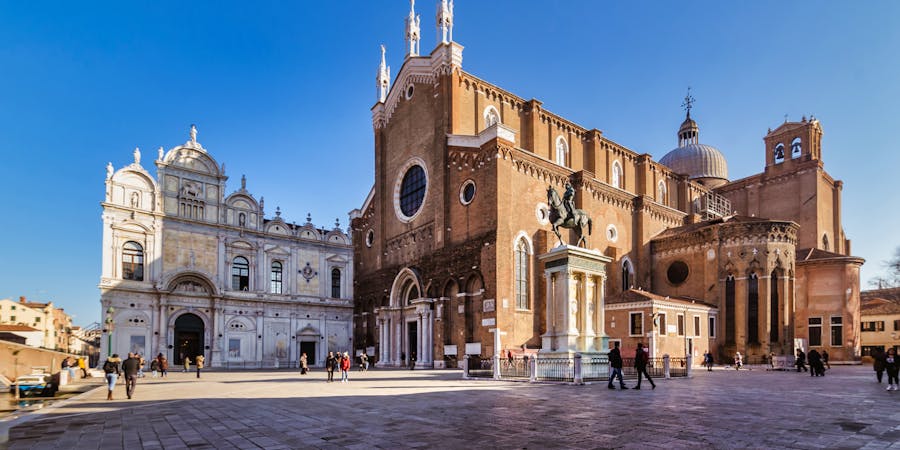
[3,365,899,449]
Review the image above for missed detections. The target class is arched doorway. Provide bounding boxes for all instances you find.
[174,313,204,366]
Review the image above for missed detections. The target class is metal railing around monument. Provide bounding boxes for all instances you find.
[464,354,691,384]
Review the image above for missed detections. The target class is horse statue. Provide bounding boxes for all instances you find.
[546,185,592,248]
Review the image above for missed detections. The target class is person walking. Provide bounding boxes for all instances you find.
[359,352,368,372]
[822,350,831,370]
[607,341,627,389]
[78,357,88,378]
[137,354,146,378]
[326,351,336,382]
[300,353,308,375]
[703,350,714,371]
[122,352,141,399]
[195,354,205,378]
[873,348,886,383]
[632,343,656,390]
[158,353,169,378]
[795,349,808,372]
[102,353,122,401]
[734,351,743,370]
[150,358,160,378]
[808,349,824,377]
[409,352,417,370]
[340,352,351,382]
[182,355,191,373]
[884,348,899,391]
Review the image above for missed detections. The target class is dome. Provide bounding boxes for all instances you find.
[659,143,729,182]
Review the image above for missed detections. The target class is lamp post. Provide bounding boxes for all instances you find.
[105,307,115,357]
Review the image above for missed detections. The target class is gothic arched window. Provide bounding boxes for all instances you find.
[515,238,529,310]
[122,241,144,281]
[622,259,633,291]
[232,257,250,291]
[270,261,283,294]
[612,161,623,189]
[483,106,500,129]
[725,275,735,344]
[657,180,668,205]
[748,272,760,344]
[770,270,779,342]
[556,136,568,167]
[331,268,342,299]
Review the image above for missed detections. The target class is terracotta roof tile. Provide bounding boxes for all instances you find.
[0,325,40,332]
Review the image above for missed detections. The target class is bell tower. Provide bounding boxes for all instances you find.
[763,116,823,168]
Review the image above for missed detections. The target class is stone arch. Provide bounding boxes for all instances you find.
[166,272,217,296]
[390,267,424,308]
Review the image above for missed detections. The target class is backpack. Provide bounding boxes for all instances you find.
[103,360,117,374]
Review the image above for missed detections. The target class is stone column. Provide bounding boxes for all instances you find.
[584,275,596,351]
[417,312,423,366]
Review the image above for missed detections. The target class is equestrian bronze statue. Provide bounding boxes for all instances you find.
[546,184,592,248]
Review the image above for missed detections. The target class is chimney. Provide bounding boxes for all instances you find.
[19,296,26,304]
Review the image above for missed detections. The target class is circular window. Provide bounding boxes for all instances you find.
[459,180,476,205]
[667,261,689,285]
[365,230,374,248]
[405,84,415,99]
[606,224,618,243]
[394,159,428,222]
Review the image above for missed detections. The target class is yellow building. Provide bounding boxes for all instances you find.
[0,297,73,351]
[860,288,900,359]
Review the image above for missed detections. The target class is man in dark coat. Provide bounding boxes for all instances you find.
[807,349,824,377]
[121,352,141,399]
[326,352,336,382]
[607,341,627,389]
[632,342,656,389]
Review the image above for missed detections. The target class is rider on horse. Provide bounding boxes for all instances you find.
[563,181,576,222]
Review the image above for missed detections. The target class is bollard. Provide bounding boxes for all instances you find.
[529,357,537,383]
[574,353,583,385]
[493,354,501,380]
[663,354,671,379]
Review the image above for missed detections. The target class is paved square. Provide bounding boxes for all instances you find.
[4,366,899,449]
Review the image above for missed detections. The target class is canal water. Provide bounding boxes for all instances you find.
[0,391,78,418]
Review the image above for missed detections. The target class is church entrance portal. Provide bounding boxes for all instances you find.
[407,321,418,363]
[300,341,316,365]
[174,313,204,366]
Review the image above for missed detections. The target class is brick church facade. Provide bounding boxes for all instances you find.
[350,1,863,367]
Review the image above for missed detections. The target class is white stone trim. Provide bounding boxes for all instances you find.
[447,123,517,148]
[459,179,476,205]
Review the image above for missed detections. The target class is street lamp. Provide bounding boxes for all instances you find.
[105,307,115,357]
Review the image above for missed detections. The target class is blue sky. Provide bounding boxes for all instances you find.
[1,1,897,326]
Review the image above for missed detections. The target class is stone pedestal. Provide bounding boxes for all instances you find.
[538,245,612,358]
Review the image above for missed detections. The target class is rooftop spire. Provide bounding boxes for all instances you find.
[678,88,699,146]
[681,87,695,118]
[406,0,421,57]
[376,44,391,103]
[436,0,454,44]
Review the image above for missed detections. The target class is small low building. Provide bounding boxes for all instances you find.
[860,288,900,359]
[0,325,44,347]
[605,289,718,364]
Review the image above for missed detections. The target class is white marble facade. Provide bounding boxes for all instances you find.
[99,128,353,368]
